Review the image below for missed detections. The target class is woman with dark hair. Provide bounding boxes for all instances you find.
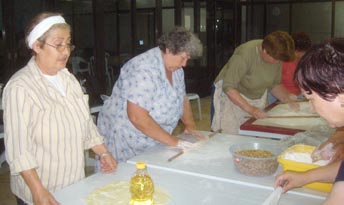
[3,12,116,205]
[275,38,344,204]
[97,27,204,163]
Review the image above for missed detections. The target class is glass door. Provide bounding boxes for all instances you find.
[214,1,236,75]
[136,10,155,54]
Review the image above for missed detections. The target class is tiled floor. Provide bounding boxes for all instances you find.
[0,96,211,205]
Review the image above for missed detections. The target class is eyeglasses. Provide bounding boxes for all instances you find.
[178,54,191,61]
[44,42,75,52]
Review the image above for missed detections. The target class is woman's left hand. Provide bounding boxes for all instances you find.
[100,154,117,173]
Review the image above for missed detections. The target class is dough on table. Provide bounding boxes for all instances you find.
[84,181,171,205]
[253,102,327,130]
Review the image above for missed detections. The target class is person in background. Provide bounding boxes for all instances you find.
[211,31,295,134]
[275,38,344,204]
[97,27,204,164]
[3,12,116,205]
[268,32,312,104]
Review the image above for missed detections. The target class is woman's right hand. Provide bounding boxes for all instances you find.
[274,171,308,193]
[32,188,60,205]
[21,169,60,205]
[312,129,344,163]
[311,142,335,162]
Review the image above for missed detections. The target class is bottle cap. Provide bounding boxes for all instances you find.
[136,162,146,169]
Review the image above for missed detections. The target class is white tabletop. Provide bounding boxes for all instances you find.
[54,163,324,205]
[53,132,328,205]
[127,132,328,203]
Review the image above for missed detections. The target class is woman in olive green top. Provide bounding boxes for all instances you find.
[211,31,296,134]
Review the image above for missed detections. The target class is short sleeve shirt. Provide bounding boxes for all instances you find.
[281,60,301,95]
[97,47,185,162]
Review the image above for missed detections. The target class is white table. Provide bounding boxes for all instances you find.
[53,132,329,204]
[54,163,324,205]
[127,132,328,204]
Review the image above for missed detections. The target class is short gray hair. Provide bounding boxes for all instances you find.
[157,27,203,58]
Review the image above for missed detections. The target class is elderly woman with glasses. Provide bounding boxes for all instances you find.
[96,27,204,164]
[3,12,116,205]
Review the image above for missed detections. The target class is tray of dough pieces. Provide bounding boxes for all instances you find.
[240,101,328,136]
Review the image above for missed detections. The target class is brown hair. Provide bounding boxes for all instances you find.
[262,31,295,61]
[295,38,344,101]
[25,12,70,49]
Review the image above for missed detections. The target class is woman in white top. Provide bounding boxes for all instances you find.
[3,12,116,205]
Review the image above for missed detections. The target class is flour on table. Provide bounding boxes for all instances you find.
[173,134,230,166]
[84,181,171,205]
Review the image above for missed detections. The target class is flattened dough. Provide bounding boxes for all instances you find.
[84,181,171,205]
[253,102,327,130]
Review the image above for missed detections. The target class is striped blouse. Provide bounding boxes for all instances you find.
[3,57,104,203]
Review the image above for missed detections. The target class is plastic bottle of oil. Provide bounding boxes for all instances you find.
[129,162,154,205]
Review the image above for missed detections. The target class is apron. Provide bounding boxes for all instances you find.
[211,80,267,134]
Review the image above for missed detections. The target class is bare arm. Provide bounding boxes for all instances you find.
[180,96,197,132]
[275,161,341,193]
[270,84,294,103]
[226,89,267,119]
[20,169,59,205]
[270,84,299,111]
[127,100,179,146]
[324,181,344,204]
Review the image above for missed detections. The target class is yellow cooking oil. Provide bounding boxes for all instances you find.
[130,162,154,205]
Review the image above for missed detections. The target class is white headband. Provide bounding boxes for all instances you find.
[27,15,66,49]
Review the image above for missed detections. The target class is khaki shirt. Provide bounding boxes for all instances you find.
[3,57,104,203]
[215,40,282,100]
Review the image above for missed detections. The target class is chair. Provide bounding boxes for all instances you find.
[100,94,110,102]
[71,56,91,75]
[187,93,202,120]
[105,53,115,86]
[89,55,114,89]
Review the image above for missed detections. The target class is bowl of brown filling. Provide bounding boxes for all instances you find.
[229,142,281,176]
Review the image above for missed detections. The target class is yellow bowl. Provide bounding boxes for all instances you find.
[278,144,333,192]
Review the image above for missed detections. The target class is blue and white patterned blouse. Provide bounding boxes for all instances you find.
[97,47,186,163]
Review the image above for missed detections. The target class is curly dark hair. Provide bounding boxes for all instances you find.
[157,27,202,58]
[294,38,344,101]
[292,32,312,51]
